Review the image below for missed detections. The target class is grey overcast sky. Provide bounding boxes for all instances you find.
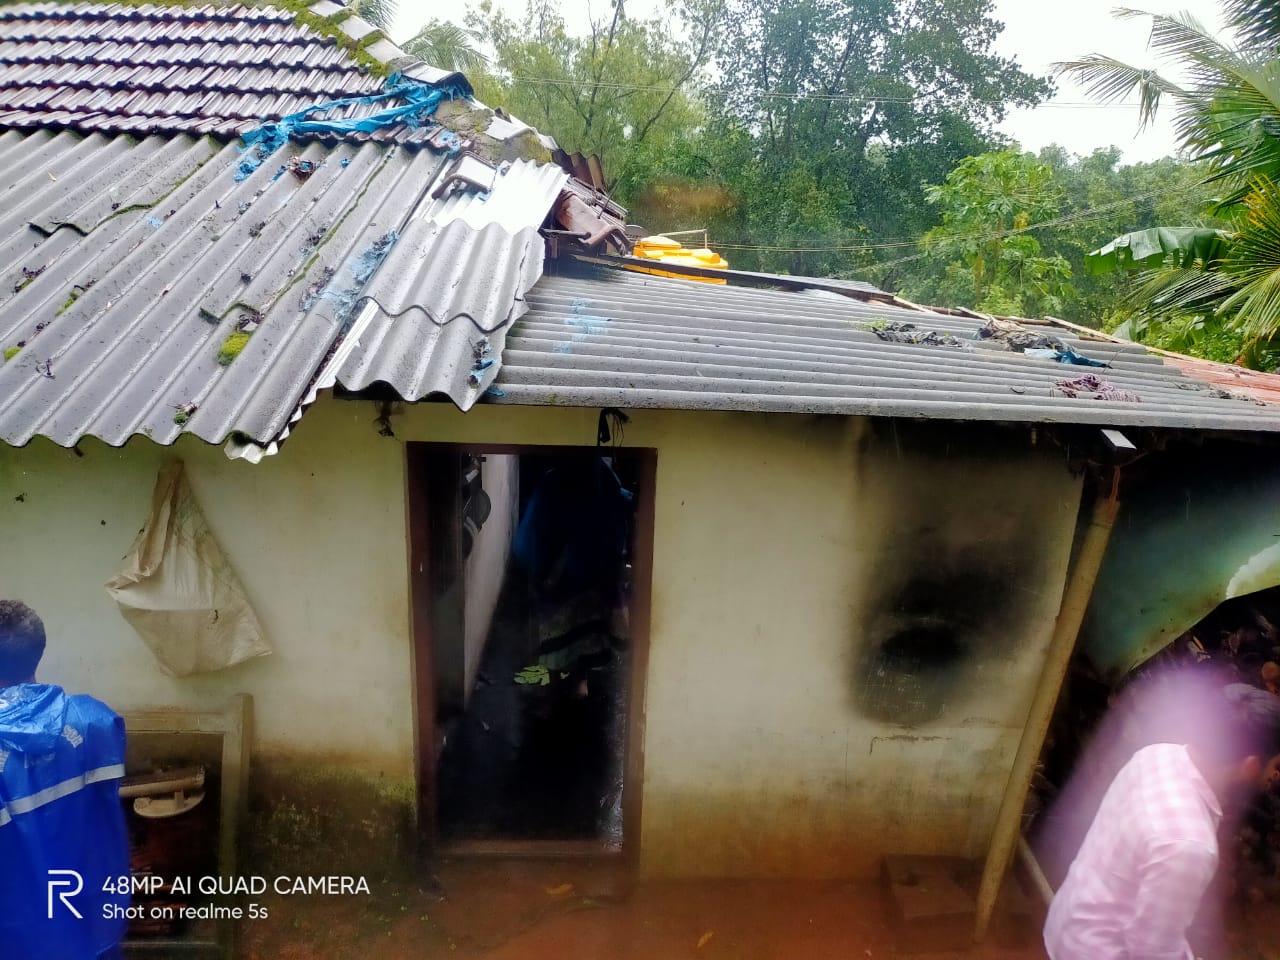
[389,0,1225,164]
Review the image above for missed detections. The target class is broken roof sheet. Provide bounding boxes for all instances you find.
[425,158,568,233]
[6,2,1276,452]
[0,127,553,448]
[337,219,545,402]
[489,267,1280,433]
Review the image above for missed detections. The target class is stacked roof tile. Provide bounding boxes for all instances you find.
[0,2,415,134]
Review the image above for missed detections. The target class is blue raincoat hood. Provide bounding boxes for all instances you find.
[0,683,68,755]
[0,682,130,958]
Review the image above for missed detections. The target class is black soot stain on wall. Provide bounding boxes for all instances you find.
[852,422,1057,726]
[858,565,1026,725]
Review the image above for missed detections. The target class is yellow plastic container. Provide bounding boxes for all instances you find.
[626,236,729,283]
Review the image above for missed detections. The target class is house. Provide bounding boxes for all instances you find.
[2,1,1280,916]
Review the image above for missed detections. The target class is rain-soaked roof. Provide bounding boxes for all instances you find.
[0,1,468,139]
[0,1,592,454]
[489,264,1280,434]
[2,1,1279,459]
[0,128,560,448]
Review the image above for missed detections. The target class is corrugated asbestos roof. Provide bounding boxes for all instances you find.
[0,1,624,454]
[0,128,554,447]
[426,158,568,233]
[4,3,1279,452]
[337,219,545,401]
[490,268,1280,433]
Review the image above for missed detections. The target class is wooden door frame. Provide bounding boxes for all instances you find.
[405,441,656,863]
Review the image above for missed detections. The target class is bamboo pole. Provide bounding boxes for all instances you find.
[973,471,1121,941]
[1018,837,1055,908]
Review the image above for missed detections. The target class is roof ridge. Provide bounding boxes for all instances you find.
[2,59,368,81]
[1,49,357,67]
[0,27,324,40]
[0,3,293,22]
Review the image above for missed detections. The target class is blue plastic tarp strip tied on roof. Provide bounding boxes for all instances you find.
[1024,347,1111,368]
[235,75,469,181]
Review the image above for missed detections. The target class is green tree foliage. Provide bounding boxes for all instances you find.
[468,0,719,191]
[888,146,1219,325]
[903,151,1072,317]
[455,0,1233,351]
[687,0,1052,275]
[467,0,1049,277]
[402,20,488,73]
[1035,147,1224,325]
[1057,2,1280,367]
[715,0,1049,155]
[347,0,396,31]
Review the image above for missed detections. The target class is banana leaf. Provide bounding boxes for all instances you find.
[1086,227,1233,274]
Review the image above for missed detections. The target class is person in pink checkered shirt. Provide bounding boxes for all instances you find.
[1044,681,1280,960]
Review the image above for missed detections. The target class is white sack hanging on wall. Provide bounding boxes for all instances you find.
[105,461,272,676]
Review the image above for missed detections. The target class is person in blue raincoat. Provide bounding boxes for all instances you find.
[0,600,131,959]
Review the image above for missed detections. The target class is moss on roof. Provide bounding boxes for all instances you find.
[98,0,395,77]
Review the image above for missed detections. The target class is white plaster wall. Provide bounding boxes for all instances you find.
[386,402,1083,878]
[0,397,1082,877]
[634,420,1082,877]
[0,405,412,775]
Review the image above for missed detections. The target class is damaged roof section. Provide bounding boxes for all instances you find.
[0,127,560,448]
[491,266,1280,433]
[0,0,642,456]
[0,0,639,454]
[0,0,592,169]
[425,157,568,233]
[337,219,545,402]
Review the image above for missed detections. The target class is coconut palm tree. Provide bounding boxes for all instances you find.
[1057,2,1280,366]
[347,0,398,32]
[402,20,489,74]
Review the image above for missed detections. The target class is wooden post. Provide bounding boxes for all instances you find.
[973,471,1120,941]
[1018,837,1055,908]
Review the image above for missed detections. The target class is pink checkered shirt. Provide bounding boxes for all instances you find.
[1044,742,1222,960]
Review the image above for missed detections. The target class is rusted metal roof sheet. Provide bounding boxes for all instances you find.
[1163,355,1280,405]
[490,267,1280,433]
[0,128,553,448]
[551,149,607,191]
[1036,315,1280,407]
[582,252,890,298]
[733,270,884,296]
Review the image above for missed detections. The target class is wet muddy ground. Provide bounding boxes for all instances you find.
[241,859,1046,960]
[240,858,1279,960]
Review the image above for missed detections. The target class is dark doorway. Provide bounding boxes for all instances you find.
[406,443,654,857]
